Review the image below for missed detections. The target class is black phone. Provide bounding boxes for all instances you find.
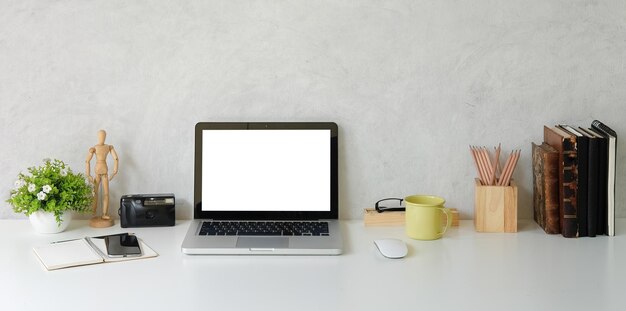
[104,233,142,257]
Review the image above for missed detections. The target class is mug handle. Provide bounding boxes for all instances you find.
[438,207,452,236]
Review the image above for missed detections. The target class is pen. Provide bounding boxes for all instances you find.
[51,232,135,243]
[51,238,83,244]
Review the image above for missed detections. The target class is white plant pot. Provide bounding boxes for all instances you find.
[28,211,71,234]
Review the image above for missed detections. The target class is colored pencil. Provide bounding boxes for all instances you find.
[470,145,520,186]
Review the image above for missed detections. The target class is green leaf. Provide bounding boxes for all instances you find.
[8,159,94,226]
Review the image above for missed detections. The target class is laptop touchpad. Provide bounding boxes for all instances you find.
[236,237,289,249]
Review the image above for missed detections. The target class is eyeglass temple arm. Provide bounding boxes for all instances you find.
[374,197,405,213]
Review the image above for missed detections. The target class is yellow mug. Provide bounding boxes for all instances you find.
[404,195,452,240]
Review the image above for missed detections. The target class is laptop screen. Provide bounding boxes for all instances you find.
[194,122,338,220]
[202,129,330,212]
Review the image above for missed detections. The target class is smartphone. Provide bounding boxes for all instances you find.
[104,233,142,257]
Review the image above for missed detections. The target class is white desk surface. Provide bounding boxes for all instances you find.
[1,219,625,311]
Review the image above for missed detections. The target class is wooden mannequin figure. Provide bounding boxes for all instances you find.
[86,130,119,228]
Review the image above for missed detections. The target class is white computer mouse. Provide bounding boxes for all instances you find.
[373,238,408,259]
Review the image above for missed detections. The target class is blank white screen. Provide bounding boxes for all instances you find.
[202,130,330,211]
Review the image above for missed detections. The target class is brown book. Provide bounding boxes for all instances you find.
[544,126,578,238]
[532,142,560,234]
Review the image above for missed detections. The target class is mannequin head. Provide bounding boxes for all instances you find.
[97,130,107,144]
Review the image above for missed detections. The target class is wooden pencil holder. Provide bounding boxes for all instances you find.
[474,178,518,233]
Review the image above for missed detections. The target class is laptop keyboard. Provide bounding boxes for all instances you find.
[199,221,330,236]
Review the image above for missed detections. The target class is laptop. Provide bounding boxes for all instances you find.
[181,122,343,255]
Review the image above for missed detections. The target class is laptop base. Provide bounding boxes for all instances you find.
[181,220,342,255]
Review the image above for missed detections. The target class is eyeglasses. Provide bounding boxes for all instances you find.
[374,198,405,213]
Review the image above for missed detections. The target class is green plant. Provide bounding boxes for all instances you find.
[7,159,93,226]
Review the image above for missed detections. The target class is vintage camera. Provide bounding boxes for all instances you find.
[119,194,175,228]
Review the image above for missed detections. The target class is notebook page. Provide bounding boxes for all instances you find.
[33,238,103,271]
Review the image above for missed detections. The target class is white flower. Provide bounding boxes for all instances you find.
[37,191,47,201]
[60,169,68,177]
[14,180,25,189]
[28,183,36,193]
[42,185,52,193]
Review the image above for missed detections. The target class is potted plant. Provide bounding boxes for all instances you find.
[7,159,93,233]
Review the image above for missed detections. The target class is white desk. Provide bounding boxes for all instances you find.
[1,219,625,311]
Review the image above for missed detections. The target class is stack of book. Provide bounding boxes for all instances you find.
[533,120,617,238]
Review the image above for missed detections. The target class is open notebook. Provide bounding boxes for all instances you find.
[33,236,158,271]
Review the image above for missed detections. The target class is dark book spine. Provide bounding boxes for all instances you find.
[587,136,599,237]
[544,126,578,237]
[562,141,578,238]
[576,135,589,237]
[596,137,608,235]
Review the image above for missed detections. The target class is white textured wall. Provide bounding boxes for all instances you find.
[1,0,625,221]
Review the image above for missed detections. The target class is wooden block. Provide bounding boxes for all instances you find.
[474,178,518,233]
[363,209,405,227]
[449,209,460,227]
[364,208,459,227]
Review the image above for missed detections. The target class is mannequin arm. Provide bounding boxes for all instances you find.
[86,148,95,182]
[109,146,119,181]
